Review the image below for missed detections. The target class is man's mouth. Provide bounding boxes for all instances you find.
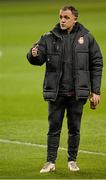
[61,24,65,27]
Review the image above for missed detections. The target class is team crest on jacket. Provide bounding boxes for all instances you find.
[78,37,84,44]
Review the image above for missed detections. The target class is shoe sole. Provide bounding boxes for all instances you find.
[68,166,79,172]
[40,167,55,173]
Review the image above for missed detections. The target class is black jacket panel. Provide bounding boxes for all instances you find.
[89,35,103,94]
[27,22,103,101]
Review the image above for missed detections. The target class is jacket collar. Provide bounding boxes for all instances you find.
[51,22,89,39]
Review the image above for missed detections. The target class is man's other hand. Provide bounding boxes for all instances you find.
[90,92,100,109]
[32,45,39,57]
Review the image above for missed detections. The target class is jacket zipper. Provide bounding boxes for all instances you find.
[72,31,85,100]
[54,38,64,101]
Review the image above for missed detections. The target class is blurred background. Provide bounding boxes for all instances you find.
[0,0,106,179]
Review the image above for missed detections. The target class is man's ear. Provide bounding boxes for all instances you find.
[74,17,77,23]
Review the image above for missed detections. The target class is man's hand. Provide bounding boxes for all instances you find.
[32,45,39,57]
[89,92,100,109]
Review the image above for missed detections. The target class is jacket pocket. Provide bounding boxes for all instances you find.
[77,70,90,89]
[43,72,58,91]
[46,54,60,72]
[76,52,89,70]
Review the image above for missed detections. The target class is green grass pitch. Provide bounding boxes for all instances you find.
[0,0,106,179]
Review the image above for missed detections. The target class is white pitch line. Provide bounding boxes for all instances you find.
[0,139,106,156]
[0,51,2,57]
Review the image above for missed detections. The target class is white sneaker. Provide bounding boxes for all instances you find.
[68,161,79,171]
[40,162,55,173]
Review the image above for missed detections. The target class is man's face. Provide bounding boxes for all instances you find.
[59,9,77,32]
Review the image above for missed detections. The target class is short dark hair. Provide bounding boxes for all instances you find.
[61,6,78,18]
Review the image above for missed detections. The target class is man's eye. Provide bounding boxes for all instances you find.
[64,16,70,20]
[59,15,70,20]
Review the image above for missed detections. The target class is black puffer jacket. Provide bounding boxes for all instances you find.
[27,22,103,101]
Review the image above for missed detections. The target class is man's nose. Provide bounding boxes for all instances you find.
[61,18,66,23]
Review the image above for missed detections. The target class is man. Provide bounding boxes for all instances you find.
[27,6,103,173]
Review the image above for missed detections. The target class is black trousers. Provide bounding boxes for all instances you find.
[47,96,86,163]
